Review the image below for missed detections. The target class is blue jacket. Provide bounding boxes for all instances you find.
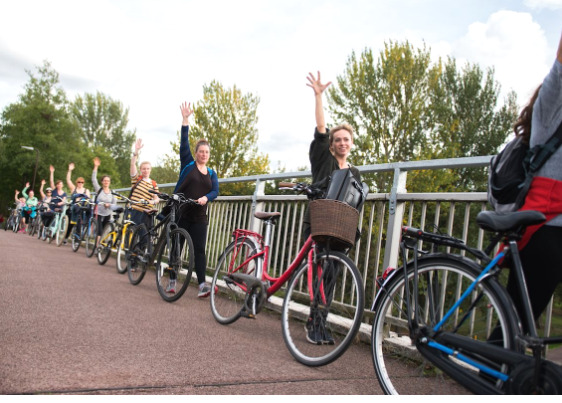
[173,125,219,202]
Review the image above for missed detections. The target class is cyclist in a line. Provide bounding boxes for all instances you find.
[129,138,160,251]
[14,190,26,232]
[91,157,118,249]
[39,179,56,229]
[303,71,363,345]
[20,182,38,233]
[499,31,562,329]
[48,165,68,224]
[172,101,219,297]
[65,163,91,243]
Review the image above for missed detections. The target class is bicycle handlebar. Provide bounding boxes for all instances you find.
[279,182,323,199]
[148,190,197,205]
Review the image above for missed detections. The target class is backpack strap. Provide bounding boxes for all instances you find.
[527,119,562,174]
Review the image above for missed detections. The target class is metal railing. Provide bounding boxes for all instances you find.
[116,155,556,338]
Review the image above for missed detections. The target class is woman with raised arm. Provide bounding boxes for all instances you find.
[170,102,219,297]
[39,179,55,229]
[91,157,118,248]
[20,182,38,233]
[65,162,91,242]
[302,71,364,345]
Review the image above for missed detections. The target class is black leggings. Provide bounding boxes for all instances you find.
[506,224,562,329]
[97,215,111,236]
[177,217,208,285]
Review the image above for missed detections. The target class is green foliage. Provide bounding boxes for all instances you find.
[161,80,270,196]
[71,91,136,186]
[328,41,519,193]
[0,61,81,209]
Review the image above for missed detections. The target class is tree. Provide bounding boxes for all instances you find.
[70,92,136,186]
[327,41,518,193]
[0,61,82,212]
[328,41,437,192]
[161,80,270,195]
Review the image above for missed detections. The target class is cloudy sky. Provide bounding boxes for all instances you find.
[0,0,561,173]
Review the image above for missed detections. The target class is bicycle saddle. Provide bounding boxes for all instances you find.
[254,211,281,222]
[476,210,546,233]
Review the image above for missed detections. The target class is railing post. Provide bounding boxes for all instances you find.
[382,168,408,270]
[250,178,266,233]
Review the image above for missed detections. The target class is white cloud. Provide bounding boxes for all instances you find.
[525,0,562,9]
[454,10,550,102]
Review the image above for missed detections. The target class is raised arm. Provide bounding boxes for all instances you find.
[15,190,20,204]
[39,179,46,200]
[49,165,55,189]
[66,163,76,193]
[22,182,30,199]
[130,138,143,177]
[91,157,101,193]
[179,102,195,170]
[306,71,332,134]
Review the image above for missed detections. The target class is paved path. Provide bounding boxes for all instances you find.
[0,230,380,395]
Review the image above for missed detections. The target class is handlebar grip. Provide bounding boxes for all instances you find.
[148,190,159,194]
[402,226,423,238]
[279,182,295,188]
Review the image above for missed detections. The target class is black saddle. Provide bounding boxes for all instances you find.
[476,210,546,233]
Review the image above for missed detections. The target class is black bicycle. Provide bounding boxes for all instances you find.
[126,191,196,302]
[371,209,562,394]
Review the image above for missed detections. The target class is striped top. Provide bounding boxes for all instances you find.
[130,176,158,213]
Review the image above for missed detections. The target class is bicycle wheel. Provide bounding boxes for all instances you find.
[56,214,68,246]
[85,220,98,258]
[117,224,133,274]
[97,223,115,265]
[127,224,148,285]
[210,238,260,325]
[371,255,519,395]
[47,217,57,243]
[155,228,194,302]
[281,250,364,367]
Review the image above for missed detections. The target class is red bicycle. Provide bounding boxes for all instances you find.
[210,182,365,366]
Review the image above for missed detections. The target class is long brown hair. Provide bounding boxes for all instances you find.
[514,85,542,144]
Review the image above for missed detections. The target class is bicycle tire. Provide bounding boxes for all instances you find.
[371,254,519,395]
[97,223,115,265]
[127,224,148,285]
[281,250,364,367]
[56,215,68,246]
[117,224,134,274]
[155,228,195,302]
[210,238,261,325]
[85,219,98,258]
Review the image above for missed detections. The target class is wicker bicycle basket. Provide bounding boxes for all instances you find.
[309,199,359,249]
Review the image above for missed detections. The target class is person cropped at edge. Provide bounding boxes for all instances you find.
[65,162,91,242]
[303,71,361,240]
[129,138,159,250]
[501,31,562,329]
[91,157,118,248]
[172,101,219,298]
[303,71,363,345]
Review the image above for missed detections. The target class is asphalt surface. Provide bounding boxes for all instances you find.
[0,230,381,395]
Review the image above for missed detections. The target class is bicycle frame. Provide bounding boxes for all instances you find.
[228,228,316,297]
[389,228,562,391]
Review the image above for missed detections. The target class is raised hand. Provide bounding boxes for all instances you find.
[93,157,101,168]
[41,179,46,186]
[180,102,194,122]
[306,71,332,95]
[68,163,75,171]
[134,138,143,154]
[49,165,55,173]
